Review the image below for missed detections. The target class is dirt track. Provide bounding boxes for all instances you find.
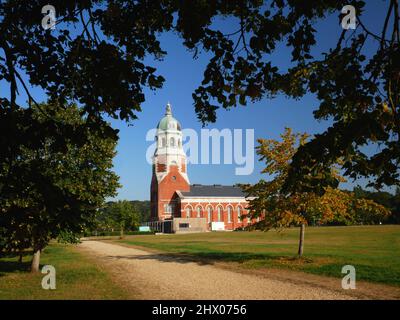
[78,240,359,300]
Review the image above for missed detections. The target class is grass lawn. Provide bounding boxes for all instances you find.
[0,243,130,299]
[115,225,400,286]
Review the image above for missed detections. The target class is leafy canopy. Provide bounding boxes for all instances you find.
[1,0,398,194]
[0,102,120,253]
[242,128,391,229]
[94,200,141,232]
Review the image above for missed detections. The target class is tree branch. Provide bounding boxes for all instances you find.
[13,68,56,121]
[334,29,347,52]
[382,0,394,48]
[358,18,386,43]
[393,0,400,43]
[80,10,95,45]
[88,8,100,44]
[1,40,17,110]
[239,0,250,57]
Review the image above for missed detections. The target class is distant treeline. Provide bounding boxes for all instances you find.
[312,186,400,226]
[89,187,399,237]
[352,186,400,224]
[127,200,151,223]
[85,200,150,236]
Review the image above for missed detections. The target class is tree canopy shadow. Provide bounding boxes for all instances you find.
[0,251,32,276]
[107,250,300,267]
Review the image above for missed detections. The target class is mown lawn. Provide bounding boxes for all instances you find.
[115,225,400,286]
[0,243,130,299]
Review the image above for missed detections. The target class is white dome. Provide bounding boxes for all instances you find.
[157,103,181,131]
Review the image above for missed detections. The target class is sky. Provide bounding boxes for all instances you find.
[0,1,391,200]
[108,1,389,200]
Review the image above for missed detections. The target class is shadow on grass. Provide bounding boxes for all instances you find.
[107,250,306,267]
[0,251,32,276]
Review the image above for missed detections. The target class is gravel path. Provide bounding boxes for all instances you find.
[79,240,355,300]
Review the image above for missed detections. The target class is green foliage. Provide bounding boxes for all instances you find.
[1,1,398,193]
[57,230,82,245]
[91,200,141,234]
[0,102,119,255]
[88,200,150,235]
[353,186,400,224]
[0,1,398,264]
[242,128,391,230]
[130,200,151,223]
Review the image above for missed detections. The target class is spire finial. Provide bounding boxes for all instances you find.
[165,102,172,115]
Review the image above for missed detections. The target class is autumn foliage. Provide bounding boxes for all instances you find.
[242,128,391,230]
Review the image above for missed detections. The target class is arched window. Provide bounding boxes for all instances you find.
[170,137,175,147]
[207,206,212,222]
[178,139,181,147]
[227,206,233,223]
[196,206,202,218]
[164,204,174,214]
[217,206,223,222]
[237,206,242,223]
[161,137,166,147]
[185,206,192,218]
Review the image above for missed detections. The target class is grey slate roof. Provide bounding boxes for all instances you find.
[179,184,246,198]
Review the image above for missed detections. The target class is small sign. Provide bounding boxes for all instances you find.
[139,226,151,232]
[211,222,225,231]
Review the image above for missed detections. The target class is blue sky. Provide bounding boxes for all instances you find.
[0,1,390,200]
[110,1,389,200]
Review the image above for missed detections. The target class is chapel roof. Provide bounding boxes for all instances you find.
[157,102,181,131]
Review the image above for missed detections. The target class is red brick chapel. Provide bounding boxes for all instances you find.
[150,103,259,232]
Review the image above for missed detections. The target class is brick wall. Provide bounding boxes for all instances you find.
[153,164,190,221]
[179,201,261,231]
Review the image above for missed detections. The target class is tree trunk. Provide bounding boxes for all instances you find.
[18,252,23,263]
[31,249,41,273]
[298,223,305,257]
[119,227,124,239]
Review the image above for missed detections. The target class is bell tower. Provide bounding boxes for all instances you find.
[150,103,190,221]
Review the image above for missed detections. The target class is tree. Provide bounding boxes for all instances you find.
[353,185,400,224]
[0,102,119,272]
[184,0,400,192]
[94,201,140,238]
[1,1,398,262]
[130,200,151,223]
[1,1,398,192]
[242,128,390,257]
[1,1,165,262]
